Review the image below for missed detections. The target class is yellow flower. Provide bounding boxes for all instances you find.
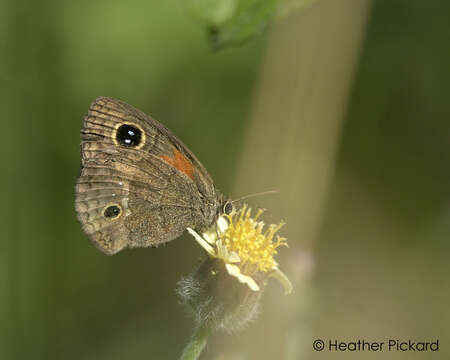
[187,204,292,294]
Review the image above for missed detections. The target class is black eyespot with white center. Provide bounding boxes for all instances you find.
[116,124,142,147]
[103,205,122,219]
[223,201,234,215]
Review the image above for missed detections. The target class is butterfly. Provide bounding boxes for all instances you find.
[75,97,233,254]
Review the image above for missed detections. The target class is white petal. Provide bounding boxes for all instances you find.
[269,267,293,295]
[187,227,216,257]
[202,231,217,245]
[215,240,227,259]
[217,216,229,233]
[225,264,260,291]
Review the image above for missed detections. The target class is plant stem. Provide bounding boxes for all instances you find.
[180,325,210,360]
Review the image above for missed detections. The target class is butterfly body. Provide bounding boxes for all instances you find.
[75,97,225,255]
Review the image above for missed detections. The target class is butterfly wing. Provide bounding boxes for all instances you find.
[75,97,221,254]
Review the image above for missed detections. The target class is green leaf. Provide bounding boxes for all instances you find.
[188,0,278,50]
[188,0,239,27]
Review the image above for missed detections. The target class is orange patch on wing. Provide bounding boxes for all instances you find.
[161,150,195,180]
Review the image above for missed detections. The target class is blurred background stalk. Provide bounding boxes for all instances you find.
[228,0,372,358]
[235,0,372,249]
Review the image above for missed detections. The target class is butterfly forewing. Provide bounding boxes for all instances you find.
[75,97,221,254]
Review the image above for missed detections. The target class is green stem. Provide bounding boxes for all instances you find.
[180,325,210,360]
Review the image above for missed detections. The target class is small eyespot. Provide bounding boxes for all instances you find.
[115,124,143,147]
[223,201,233,215]
[103,204,122,219]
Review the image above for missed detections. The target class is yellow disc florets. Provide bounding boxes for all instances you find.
[223,204,287,273]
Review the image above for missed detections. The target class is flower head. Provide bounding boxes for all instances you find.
[187,204,292,294]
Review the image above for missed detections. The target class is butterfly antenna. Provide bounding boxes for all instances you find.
[231,190,278,203]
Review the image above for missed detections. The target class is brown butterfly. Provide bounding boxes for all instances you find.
[75,97,233,255]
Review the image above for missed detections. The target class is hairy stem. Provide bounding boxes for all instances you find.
[180,325,210,360]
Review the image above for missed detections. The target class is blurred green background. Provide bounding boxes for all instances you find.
[1,0,449,359]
